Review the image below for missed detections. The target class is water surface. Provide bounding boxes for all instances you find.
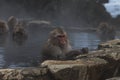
[0,27,117,68]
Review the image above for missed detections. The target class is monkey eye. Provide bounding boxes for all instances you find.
[57,35,65,38]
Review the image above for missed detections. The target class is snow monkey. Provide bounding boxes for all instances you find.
[0,20,9,34]
[7,16,18,31]
[42,27,72,61]
[12,22,27,45]
[97,22,116,41]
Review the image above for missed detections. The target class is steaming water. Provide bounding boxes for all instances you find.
[69,31,100,50]
[0,26,119,68]
[0,47,5,68]
[104,0,120,17]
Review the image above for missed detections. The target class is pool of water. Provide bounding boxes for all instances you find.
[0,26,118,68]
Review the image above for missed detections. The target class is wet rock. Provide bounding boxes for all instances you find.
[76,47,120,61]
[98,39,120,49]
[0,67,51,80]
[28,20,52,28]
[41,58,108,80]
[76,39,120,79]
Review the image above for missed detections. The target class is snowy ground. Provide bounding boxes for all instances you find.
[104,0,120,18]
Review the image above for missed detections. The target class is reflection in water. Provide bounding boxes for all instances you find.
[69,32,100,50]
[0,47,5,68]
[0,27,118,68]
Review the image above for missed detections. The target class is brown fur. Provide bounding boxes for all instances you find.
[12,23,27,45]
[97,22,116,41]
[0,20,9,34]
[42,27,72,61]
[7,16,18,31]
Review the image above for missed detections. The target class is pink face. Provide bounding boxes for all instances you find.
[57,34,67,45]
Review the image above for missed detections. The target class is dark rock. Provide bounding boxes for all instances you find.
[76,39,120,79]
[97,0,109,4]
[0,67,51,80]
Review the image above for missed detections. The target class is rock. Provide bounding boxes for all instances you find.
[0,67,51,80]
[76,39,120,79]
[28,20,52,28]
[106,77,120,80]
[98,39,120,49]
[76,47,120,61]
[41,58,108,80]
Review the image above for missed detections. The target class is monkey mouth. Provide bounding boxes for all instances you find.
[60,40,66,45]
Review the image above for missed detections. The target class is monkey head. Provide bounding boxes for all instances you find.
[8,16,18,30]
[8,16,18,23]
[98,22,109,31]
[49,27,68,47]
[13,23,25,35]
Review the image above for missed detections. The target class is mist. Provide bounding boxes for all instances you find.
[0,0,111,27]
[0,0,32,20]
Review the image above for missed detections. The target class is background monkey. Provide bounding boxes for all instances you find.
[7,16,18,32]
[0,20,9,34]
[12,22,28,45]
[97,22,116,42]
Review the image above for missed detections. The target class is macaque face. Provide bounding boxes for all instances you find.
[41,28,72,61]
[50,28,68,46]
[56,34,67,45]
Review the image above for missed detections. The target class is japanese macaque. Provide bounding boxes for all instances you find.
[7,16,18,31]
[12,22,28,45]
[0,20,9,34]
[42,27,72,61]
[97,22,116,42]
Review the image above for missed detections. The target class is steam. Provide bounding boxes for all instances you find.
[0,0,32,20]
